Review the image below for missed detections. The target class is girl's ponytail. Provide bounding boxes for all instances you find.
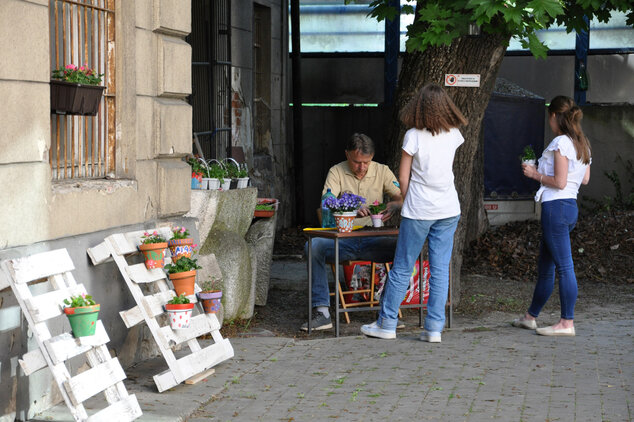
[548,97,591,165]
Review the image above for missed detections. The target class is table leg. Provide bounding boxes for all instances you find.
[308,238,312,334]
[335,237,340,338]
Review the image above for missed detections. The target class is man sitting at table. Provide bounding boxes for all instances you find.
[302,133,403,331]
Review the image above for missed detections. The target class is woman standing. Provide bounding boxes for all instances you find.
[361,83,466,342]
[513,96,591,336]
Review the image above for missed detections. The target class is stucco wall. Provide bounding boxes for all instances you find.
[0,0,193,249]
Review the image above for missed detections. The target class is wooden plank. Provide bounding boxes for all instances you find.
[19,349,48,376]
[125,263,167,284]
[153,339,234,391]
[7,249,75,284]
[86,241,112,265]
[119,306,143,329]
[25,284,87,323]
[106,233,136,256]
[120,288,198,329]
[63,358,126,406]
[184,368,215,385]
[87,394,142,422]
[45,321,110,365]
[157,314,215,349]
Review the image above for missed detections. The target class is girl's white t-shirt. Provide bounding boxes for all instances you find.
[534,134,590,203]
[401,127,464,220]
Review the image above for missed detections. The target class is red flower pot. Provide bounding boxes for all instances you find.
[139,242,167,269]
[168,270,196,296]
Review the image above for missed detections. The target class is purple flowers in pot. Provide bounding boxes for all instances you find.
[323,192,366,213]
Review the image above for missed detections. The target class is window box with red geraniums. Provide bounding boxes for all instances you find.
[138,231,168,269]
[50,63,105,116]
[167,226,196,263]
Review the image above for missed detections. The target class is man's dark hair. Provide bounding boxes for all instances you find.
[346,133,374,155]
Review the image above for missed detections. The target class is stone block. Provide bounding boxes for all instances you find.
[200,229,255,321]
[246,213,278,306]
[155,99,192,155]
[158,36,191,96]
[212,188,257,238]
[153,0,191,36]
[187,190,219,246]
[135,0,152,30]
[135,29,156,96]
[0,81,49,164]
[157,159,191,216]
[0,163,51,248]
[136,96,155,160]
[0,1,49,82]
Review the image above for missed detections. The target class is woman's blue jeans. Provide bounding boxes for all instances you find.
[377,215,460,333]
[528,199,579,320]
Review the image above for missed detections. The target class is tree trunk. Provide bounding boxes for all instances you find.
[386,33,509,305]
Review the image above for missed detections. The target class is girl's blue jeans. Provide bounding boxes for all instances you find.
[377,215,460,333]
[528,198,579,320]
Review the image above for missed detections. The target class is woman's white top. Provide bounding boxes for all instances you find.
[401,127,464,220]
[535,134,590,203]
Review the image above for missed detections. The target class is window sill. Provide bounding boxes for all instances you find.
[52,178,137,195]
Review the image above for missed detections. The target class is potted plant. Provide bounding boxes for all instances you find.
[520,145,537,166]
[254,198,279,218]
[197,277,223,314]
[138,231,168,269]
[368,200,387,228]
[188,158,205,189]
[50,63,105,116]
[323,193,366,233]
[164,294,195,330]
[63,293,100,337]
[205,163,225,190]
[167,226,195,262]
[235,163,249,188]
[165,255,202,297]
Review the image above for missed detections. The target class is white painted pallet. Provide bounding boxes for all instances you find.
[87,228,234,392]
[0,249,142,422]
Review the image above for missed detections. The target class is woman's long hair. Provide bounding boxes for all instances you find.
[400,84,467,135]
[548,96,591,164]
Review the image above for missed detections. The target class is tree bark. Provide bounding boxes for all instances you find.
[386,33,509,305]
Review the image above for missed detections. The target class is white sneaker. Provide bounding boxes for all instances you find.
[420,331,441,343]
[360,321,396,340]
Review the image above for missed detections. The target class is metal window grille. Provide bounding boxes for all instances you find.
[50,0,115,180]
[189,0,231,160]
[253,4,271,154]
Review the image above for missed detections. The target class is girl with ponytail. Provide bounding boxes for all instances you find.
[512,96,591,337]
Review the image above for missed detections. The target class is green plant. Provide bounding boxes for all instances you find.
[64,293,96,308]
[255,204,275,211]
[141,231,167,244]
[52,63,103,85]
[200,277,222,292]
[205,163,226,183]
[520,145,536,162]
[368,200,387,215]
[167,293,190,305]
[188,158,205,179]
[170,226,190,240]
[164,256,201,274]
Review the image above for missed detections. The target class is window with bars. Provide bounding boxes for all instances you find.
[49,0,115,180]
[188,0,231,160]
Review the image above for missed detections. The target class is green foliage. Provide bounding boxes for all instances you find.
[167,293,190,305]
[64,294,96,308]
[188,158,205,175]
[206,163,227,183]
[520,145,536,161]
[164,256,201,274]
[170,226,190,240]
[227,162,249,178]
[347,0,633,58]
[52,64,103,85]
[368,201,387,215]
[200,277,222,292]
[255,204,275,211]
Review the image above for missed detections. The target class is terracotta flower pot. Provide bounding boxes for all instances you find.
[197,291,222,314]
[169,270,196,296]
[167,238,194,262]
[139,242,167,269]
[164,303,195,329]
[333,211,357,233]
[64,304,100,337]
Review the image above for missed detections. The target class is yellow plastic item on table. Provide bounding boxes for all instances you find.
[303,226,364,232]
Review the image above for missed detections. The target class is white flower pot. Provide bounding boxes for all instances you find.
[220,180,231,190]
[371,214,383,227]
[236,177,249,188]
[207,178,221,190]
[522,159,536,167]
